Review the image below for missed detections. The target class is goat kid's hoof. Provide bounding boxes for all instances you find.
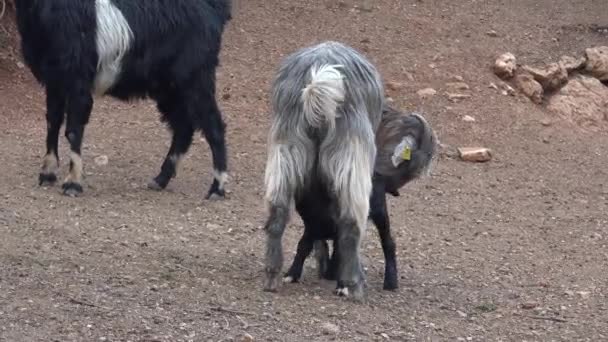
[39,172,57,186]
[282,273,299,284]
[61,182,83,197]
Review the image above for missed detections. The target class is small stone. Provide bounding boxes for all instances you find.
[446,82,470,91]
[321,322,340,335]
[16,61,25,69]
[501,83,516,96]
[447,93,471,102]
[240,333,254,342]
[417,88,437,98]
[386,81,404,92]
[486,30,498,37]
[94,155,109,166]
[559,55,586,72]
[489,82,499,90]
[577,291,591,299]
[514,73,543,104]
[458,147,492,162]
[462,115,476,122]
[521,302,538,309]
[540,119,552,126]
[522,63,568,91]
[380,332,390,340]
[584,46,608,81]
[457,310,467,318]
[493,53,517,79]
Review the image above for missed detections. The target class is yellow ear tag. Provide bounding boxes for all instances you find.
[401,147,412,161]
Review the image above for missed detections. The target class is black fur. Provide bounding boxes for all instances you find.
[285,107,437,291]
[14,0,232,198]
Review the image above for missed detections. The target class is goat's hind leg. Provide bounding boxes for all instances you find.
[62,85,93,196]
[195,74,228,199]
[283,233,314,283]
[148,101,195,191]
[39,88,66,186]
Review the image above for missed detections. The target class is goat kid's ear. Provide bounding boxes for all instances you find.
[391,135,416,167]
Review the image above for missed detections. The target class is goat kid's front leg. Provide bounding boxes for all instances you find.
[370,180,398,290]
[263,204,290,292]
[62,90,93,197]
[39,88,66,186]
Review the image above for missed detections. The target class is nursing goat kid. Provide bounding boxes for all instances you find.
[283,106,437,291]
[14,0,232,198]
[262,41,384,301]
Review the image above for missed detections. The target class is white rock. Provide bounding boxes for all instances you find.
[493,53,517,79]
[94,155,109,166]
[417,88,437,98]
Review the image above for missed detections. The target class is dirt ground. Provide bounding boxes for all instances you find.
[1,1,608,341]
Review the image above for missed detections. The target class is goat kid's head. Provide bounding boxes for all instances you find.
[374,105,438,195]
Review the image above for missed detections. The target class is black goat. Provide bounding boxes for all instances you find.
[283,105,437,290]
[14,0,232,198]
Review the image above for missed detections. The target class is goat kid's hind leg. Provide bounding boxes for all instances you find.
[314,240,331,279]
[39,88,66,186]
[148,112,195,191]
[62,88,93,197]
[283,233,314,283]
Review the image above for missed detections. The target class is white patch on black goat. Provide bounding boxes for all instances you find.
[94,0,133,96]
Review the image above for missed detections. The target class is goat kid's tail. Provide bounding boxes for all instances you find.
[301,64,345,131]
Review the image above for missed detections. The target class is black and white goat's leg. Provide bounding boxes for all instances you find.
[201,101,228,199]
[370,179,398,290]
[39,88,66,186]
[62,87,93,196]
[197,74,228,199]
[148,116,195,191]
[283,232,315,283]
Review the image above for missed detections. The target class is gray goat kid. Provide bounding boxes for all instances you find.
[262,41,385,301]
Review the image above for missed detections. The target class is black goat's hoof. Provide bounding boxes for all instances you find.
[148,176,169,191]
[147,180,164,191]
[39,172,57,186]
[62,182,83,197]
[205,179,225,200]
